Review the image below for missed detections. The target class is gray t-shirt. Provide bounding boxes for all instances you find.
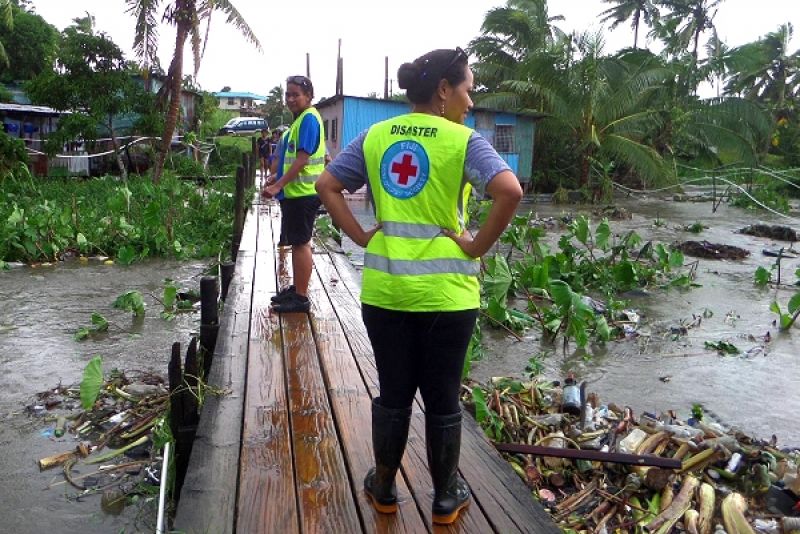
[326,129,510,198]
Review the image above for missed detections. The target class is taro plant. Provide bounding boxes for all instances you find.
[113,290,146,317]
[74,312,109,341]
[474,213,696,352]
[770,293,800,331]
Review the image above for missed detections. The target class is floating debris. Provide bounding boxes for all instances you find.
[678,241,750,260]
[463,377,800,533]
[740,224,798,242]
[28,370,169,514]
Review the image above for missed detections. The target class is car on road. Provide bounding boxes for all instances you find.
[218,117,268,136]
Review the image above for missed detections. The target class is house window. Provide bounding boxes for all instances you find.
[494,125,514,153]
[323,120,329,141]
[331,118,338,142]
[227,98,235,106]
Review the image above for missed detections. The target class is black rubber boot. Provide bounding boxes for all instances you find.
[364,398,412,514]
[426,411,471,525]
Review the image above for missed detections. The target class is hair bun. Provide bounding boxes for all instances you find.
[396,63,418,90]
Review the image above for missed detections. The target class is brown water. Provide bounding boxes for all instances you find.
[0,258,207,534]
[342,194,800,446]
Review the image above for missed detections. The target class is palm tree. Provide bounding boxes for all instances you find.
[0,0,13,67]
[599,0,658,49]
[468,0,569,93]
[700,28,730,97]
[126,0,261,183]
[654,0,723,60]
[725,23,800,115]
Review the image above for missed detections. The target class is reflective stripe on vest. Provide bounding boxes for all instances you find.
[364,253,480,276]
[283,106,326,198]
[361,113,478,312]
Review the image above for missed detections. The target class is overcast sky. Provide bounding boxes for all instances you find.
[30,0,799,101]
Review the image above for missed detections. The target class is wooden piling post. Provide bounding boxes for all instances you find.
[220,261,235,301]
[231,166,246,261]
[199,277,220,378]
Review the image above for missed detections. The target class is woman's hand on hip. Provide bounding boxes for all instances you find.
[354,224,382,248]
[442,228,480,258]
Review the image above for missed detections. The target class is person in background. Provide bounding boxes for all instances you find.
[315,47,522,524]
[263,76,326,313]
[257,128,270,186]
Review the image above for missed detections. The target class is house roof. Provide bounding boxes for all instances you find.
[315,94,548,119]
[214,91,267,101]
[0,102,67,116]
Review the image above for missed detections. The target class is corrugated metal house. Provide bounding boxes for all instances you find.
[315,94,543,184]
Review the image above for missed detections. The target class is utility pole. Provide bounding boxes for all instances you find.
[306,53,310,79]
[384,56,389,99]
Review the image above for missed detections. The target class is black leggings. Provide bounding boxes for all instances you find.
[362,304,478,415]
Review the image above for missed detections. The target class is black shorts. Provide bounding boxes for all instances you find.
[280,195,321,246]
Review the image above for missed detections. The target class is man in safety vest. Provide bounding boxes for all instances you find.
[264,76,326,313]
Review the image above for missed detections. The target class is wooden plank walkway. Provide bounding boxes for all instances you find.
[175,200,559,533]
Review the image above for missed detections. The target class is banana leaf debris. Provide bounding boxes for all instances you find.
[462,377,800,533]
[28,371,170,516]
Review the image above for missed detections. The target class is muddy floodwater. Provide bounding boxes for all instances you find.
[0,259,207,534]
[342,193,800,447]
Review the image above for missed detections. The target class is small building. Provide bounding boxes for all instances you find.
[315,94,544,185]
[214,91,266,116]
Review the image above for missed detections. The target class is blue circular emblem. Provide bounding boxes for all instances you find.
[380,140,430,199]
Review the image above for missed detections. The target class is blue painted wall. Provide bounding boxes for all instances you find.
[322,96,536,181]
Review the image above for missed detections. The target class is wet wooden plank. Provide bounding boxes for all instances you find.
[314,250,492,533]
[237,204,299,533]
[323,247,558,533]
[174,213,258,534]
[311,255,429,533]
[282,309,363,532]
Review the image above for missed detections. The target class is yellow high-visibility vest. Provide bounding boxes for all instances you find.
[283,106,326,198]
[361,113,479,312]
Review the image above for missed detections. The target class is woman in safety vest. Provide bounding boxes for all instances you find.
[315,48,522,525]
[264,75,326,313]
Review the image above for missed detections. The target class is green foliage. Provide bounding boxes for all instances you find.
[754,266,772,287]
[770,293,800,330]
[685,222,705,233]
[167,154,206,177]
[704,340,740,355]
[113,290,146,317]
[80,355,104,410]
[477,213,695,351]
[472,386,504,441]
[0,131,28,175]
[691,403,704,421]
[74,312,109,341]
[0,5,58,82]
[0,175,235,263]
[314,214,341,242]
[525,353,546,378]
[730,185,790,213]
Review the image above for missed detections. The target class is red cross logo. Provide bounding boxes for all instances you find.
[391,154,418,185]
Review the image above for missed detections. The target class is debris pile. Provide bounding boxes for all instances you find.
[740,225,798,243]
[678,241,750,260]
[29,371,170,517]
[463,377,800,533]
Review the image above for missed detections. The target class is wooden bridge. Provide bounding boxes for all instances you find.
[174,199,558,533]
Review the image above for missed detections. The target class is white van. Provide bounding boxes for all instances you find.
[218,117,268,136]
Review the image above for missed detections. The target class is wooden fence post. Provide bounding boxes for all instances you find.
[231,166,246,261]
[199,277,220,378]
[220,261,235,301]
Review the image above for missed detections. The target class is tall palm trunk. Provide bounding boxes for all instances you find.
[152,23,188,184]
